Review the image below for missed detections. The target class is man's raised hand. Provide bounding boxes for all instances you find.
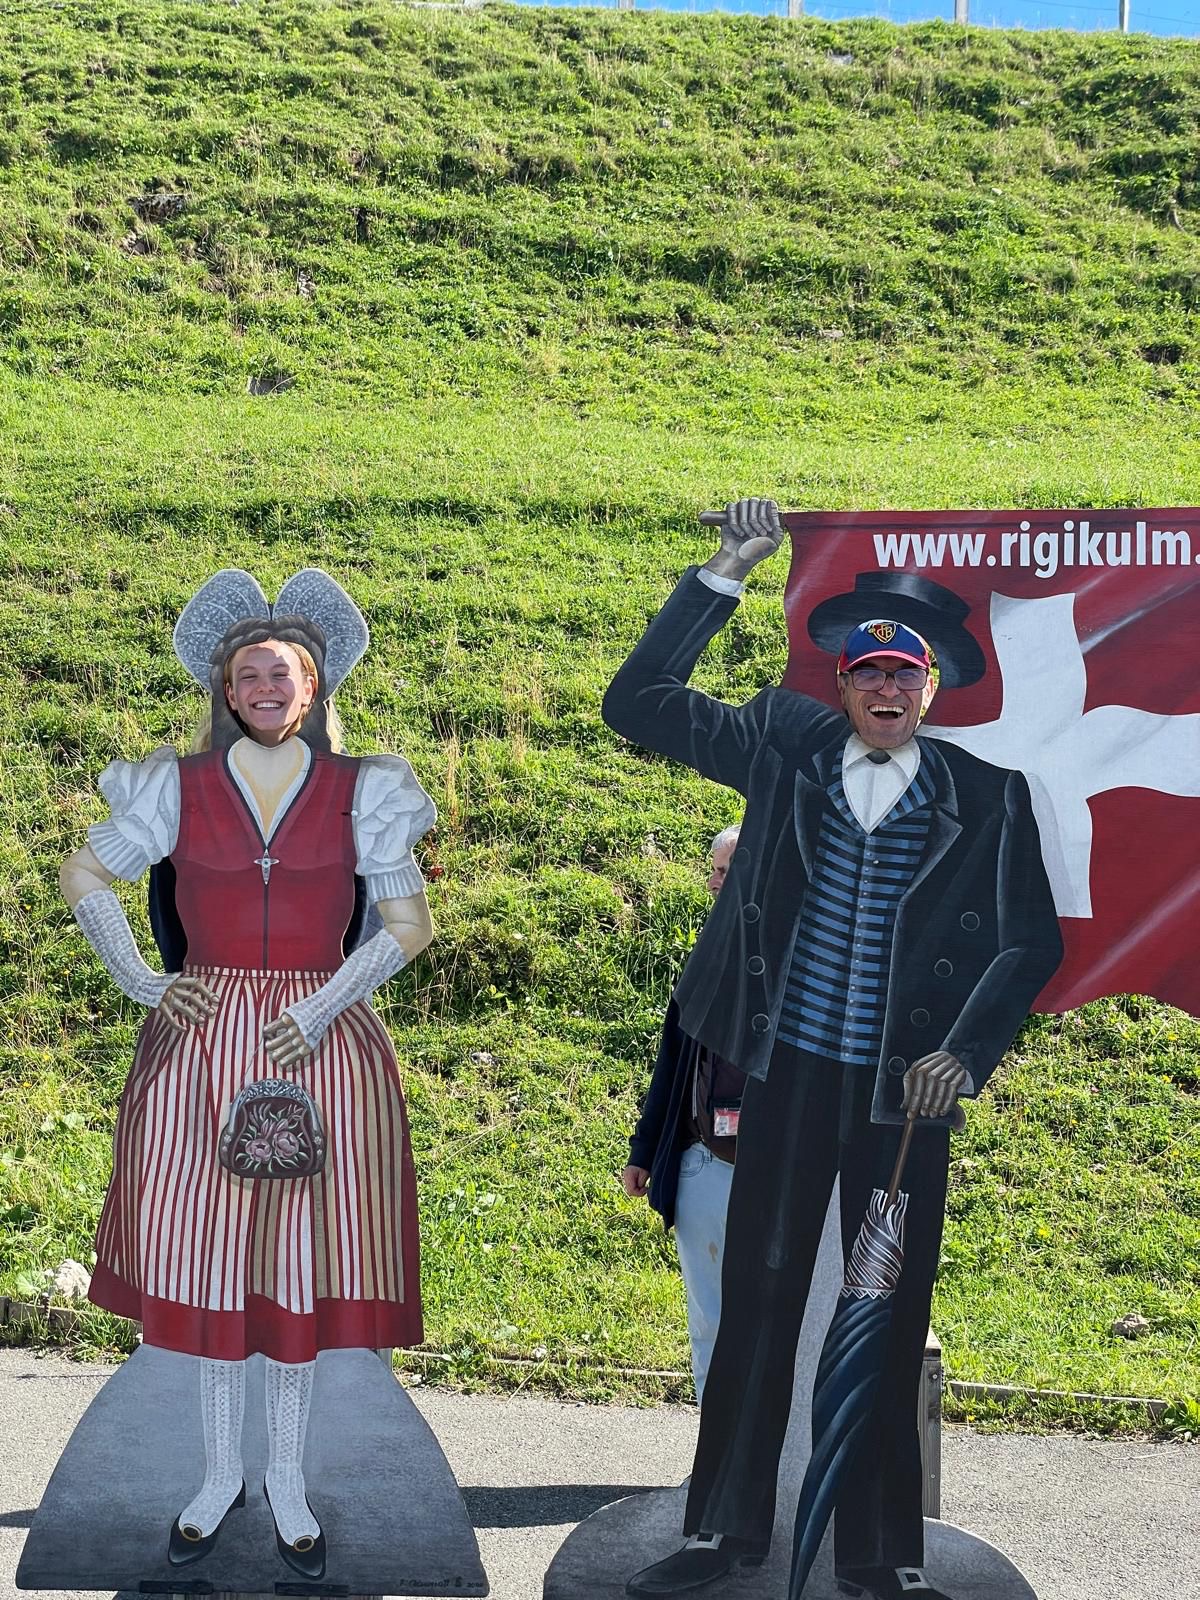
[700,497,785,581]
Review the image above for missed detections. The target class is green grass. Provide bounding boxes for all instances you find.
[0,0,1198,1426]
[4,1,1200,415]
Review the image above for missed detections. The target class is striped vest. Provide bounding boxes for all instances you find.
[776,744,939,1067]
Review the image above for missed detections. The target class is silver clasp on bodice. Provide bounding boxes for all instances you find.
[254,853,280,885]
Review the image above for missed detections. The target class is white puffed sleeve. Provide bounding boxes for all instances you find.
[86,746,181,880]
[352,755,437,902]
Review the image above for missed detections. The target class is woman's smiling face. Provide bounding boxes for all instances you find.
[224,640,316,746]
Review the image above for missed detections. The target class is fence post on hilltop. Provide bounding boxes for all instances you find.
[617,0,634,10]
[787,0,804,17]
[953,0,969,20]
[1118,0,1130,28]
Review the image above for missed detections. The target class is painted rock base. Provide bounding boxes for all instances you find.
[18,1344,487,1597]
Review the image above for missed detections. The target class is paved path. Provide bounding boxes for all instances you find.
[0,1350,1195,1600]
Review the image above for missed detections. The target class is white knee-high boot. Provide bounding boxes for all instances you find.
[177,1358,246,1537]
[264,1358,321,1547]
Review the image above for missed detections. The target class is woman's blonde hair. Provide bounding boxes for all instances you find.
[190,619,345,754]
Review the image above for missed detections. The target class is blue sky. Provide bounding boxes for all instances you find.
[514,0,1197,38]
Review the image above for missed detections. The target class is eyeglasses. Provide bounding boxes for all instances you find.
[846,665,929,691]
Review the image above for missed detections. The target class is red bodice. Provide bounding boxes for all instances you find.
[173,750,360,970]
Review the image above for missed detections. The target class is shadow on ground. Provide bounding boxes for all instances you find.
[462,1485,654,1527]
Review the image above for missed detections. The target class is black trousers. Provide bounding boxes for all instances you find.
[682,1045,950,1572]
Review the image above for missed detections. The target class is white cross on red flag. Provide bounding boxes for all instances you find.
[780,509,1200,1017]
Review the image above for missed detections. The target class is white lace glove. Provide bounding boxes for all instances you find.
[283,929,407,1050]
[73,887,179,1008]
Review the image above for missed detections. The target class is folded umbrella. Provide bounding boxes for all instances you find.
[787,1112,919,1600]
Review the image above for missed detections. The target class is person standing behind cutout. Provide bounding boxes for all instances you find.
[621,825,747,1406]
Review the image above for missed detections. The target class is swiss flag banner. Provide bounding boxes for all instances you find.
[780,509,1200,1018]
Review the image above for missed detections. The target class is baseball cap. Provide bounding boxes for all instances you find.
[838,619,932,672]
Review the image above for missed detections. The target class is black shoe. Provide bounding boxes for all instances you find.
[263,1481,327,1581]
[836,1566,954,1600]
[167,1481,246,1566]
[626,1537,766,1597]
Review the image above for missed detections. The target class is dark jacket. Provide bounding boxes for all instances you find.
[602,568,1064,1124]
[627,1000,701,1231]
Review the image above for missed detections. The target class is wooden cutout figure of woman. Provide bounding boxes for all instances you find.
[59,568,435,1579]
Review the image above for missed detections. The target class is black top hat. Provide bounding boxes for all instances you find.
[806,571,985,689]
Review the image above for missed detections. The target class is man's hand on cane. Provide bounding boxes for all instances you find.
[700,497,785,582]
[903,1051,970,1131]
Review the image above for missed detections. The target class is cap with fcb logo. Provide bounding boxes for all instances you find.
[837,619,932,673]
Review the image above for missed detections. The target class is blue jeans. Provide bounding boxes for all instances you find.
[673,1142,735,1406]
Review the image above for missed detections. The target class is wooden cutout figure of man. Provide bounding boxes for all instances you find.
[604,500,1063,1600]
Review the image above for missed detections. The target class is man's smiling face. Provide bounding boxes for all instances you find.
[837,655,934,750]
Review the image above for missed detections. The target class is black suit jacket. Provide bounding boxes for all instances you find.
[627,1000,701,1232]
[603,569,1064,1123]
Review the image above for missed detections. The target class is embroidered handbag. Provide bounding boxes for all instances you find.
[218,1079,326,1180]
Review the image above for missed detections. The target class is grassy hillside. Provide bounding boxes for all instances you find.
[1,0,1198,1425]
[4,0,1200,416]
